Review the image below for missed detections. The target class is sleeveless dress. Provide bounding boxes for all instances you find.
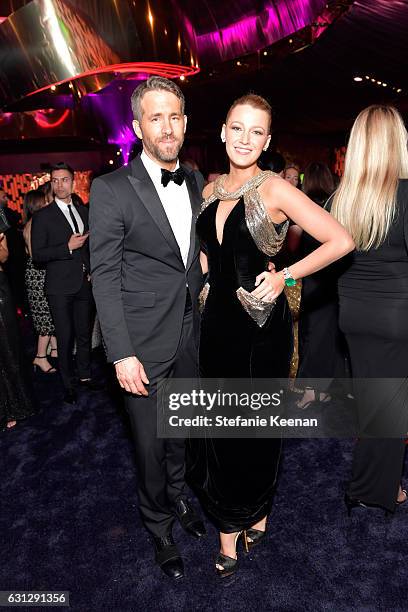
[186,172,293,532]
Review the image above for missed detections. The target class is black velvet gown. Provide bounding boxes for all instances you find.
[338,179,408,512]
[186,195,293,532]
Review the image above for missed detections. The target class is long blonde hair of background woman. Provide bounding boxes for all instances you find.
[331,105,408,251]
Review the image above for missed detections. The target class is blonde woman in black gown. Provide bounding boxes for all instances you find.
[186,94,355,577]
[331,105,408,514]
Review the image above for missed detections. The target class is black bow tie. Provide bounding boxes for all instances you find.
[161,167,185,187]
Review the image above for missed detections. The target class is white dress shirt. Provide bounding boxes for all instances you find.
[55,197,84,235]
[141,150,192,267]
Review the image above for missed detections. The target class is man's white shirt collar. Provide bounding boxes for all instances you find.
[55,196,73,208]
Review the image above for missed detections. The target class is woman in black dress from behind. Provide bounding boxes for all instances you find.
[332,105,408,513]
[297,162,347,408]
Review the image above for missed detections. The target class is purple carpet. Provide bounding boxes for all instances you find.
[1,357,406,612]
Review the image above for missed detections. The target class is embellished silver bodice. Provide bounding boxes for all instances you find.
[198,171,289,327]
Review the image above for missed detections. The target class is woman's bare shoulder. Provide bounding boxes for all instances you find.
[261,173,289,195]
[202,181,215,200]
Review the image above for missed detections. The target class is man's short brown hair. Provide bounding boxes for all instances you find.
[131,76,185,122]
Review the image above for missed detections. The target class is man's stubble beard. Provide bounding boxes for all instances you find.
[143,134,184,164]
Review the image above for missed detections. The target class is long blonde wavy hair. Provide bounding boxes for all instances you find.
[331,105,408,251]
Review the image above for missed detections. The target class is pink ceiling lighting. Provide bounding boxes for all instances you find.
[26,62,199,98]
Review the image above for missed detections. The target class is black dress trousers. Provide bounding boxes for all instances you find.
[124,307,198,538]
[48,276,94,390]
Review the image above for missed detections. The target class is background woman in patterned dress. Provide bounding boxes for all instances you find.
[23,189,57,374]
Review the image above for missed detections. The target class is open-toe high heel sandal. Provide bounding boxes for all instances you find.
[296,387,331,410]
[216,530,249,578]
[245,527,266,551]
[33,356,57,374]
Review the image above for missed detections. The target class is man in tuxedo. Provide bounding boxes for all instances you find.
[89,77,205,579]
[31,163,95,404]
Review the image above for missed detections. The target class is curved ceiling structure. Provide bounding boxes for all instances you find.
[0,0,407,148]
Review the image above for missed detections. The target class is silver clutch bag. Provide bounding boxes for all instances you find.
[236,286,275,327]
[198,282,210,314]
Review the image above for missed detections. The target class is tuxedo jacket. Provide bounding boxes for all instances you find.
[31,200,90,295]
[89,155,204,364]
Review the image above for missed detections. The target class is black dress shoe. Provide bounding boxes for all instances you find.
[175,499,206,538]
[77,378,105,391]
[344,492,391,517]
[153,534,184,579]
[63,389,77,404]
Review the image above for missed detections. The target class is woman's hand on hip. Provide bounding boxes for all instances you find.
[251,270,285,302]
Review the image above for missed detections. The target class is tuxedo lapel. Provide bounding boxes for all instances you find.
[183,166,202,271]
[76,204,89,232]
[52,200,88,234]
[128,156,183,264]
[51,201,73,234]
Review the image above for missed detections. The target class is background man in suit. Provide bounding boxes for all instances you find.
[31,163,95,404]
[89,77,205,579]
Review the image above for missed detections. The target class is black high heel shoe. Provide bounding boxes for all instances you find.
[245,527,266,550]
[33,355,57,374]
[344,493,390,517]
[216,530,249,579]
[296,387,331,410]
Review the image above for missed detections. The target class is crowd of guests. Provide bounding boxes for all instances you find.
[0,79,407,580]
[0,164,100,427]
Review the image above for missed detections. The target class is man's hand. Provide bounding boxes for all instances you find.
[115,356,149,396]
[68,233,89,251]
